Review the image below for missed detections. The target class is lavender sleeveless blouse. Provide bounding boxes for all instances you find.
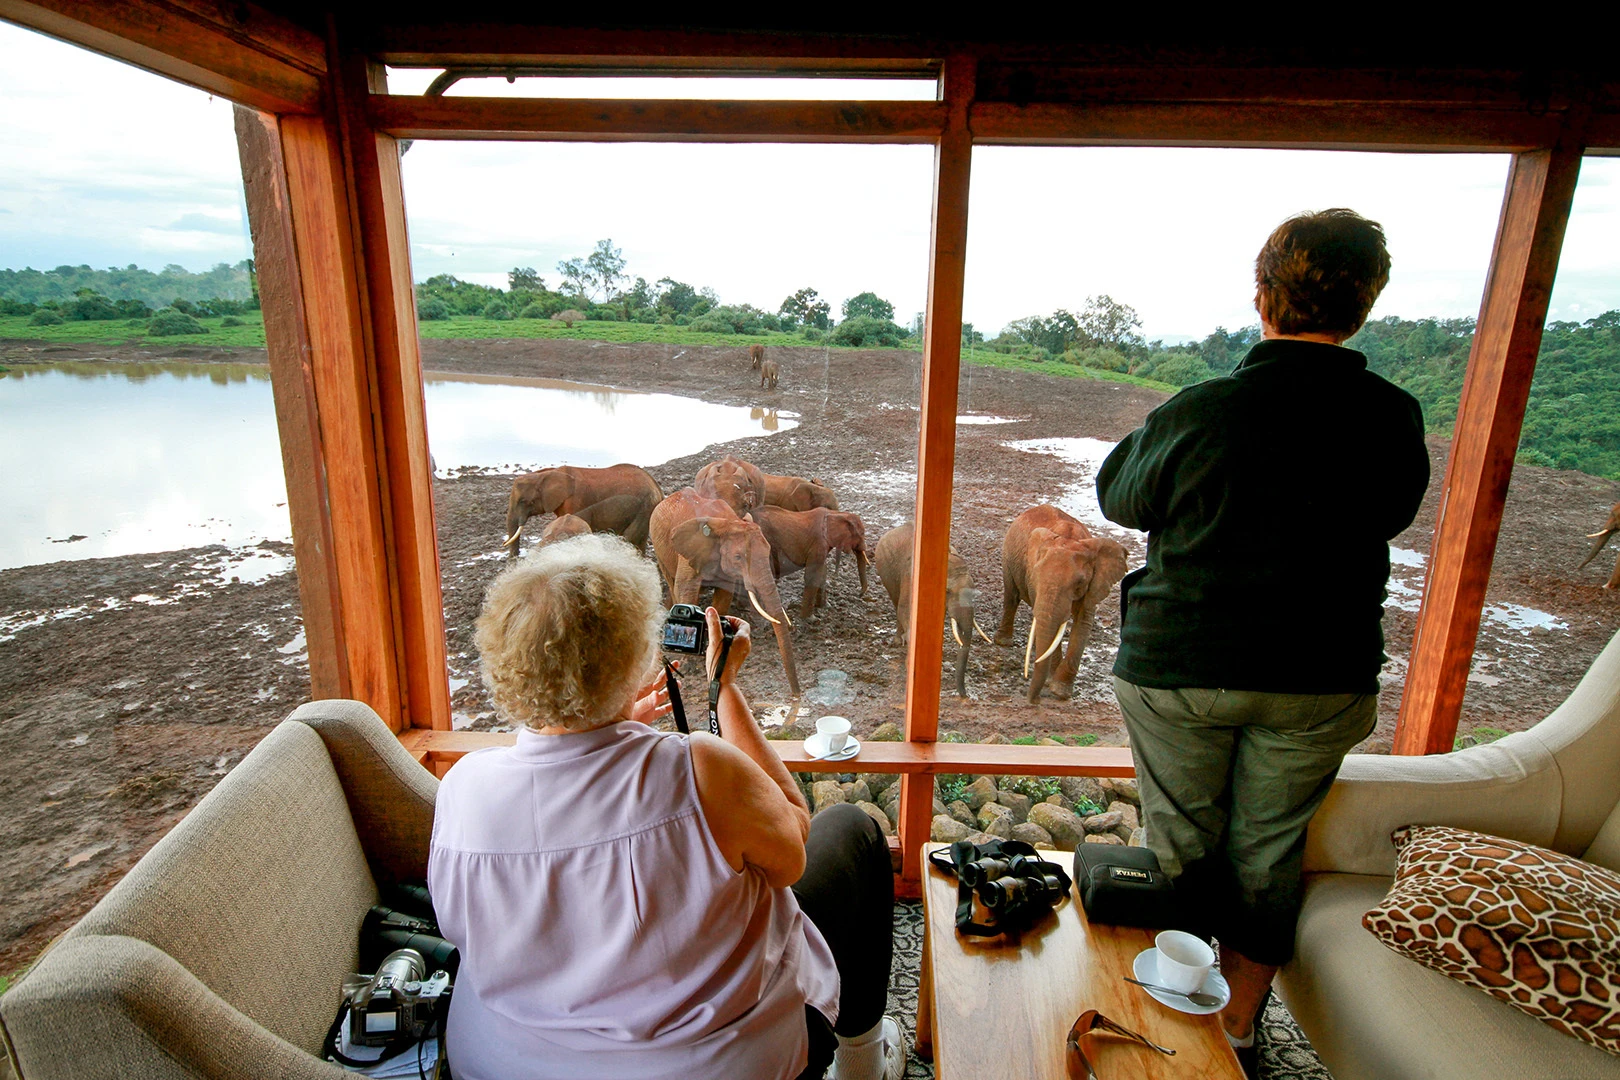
[427,722,840,1080]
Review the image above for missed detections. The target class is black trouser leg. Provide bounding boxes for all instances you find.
[792,802,895,1036]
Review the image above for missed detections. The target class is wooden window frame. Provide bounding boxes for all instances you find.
[4,4,1613,892]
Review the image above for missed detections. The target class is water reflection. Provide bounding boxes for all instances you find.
[0,363,796,570]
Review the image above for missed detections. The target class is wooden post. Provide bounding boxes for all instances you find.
[898,55,974,895]
[1394,139,1583,755]
[329,41,452,731]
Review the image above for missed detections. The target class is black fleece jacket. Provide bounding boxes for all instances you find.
[1096,338,1429,695]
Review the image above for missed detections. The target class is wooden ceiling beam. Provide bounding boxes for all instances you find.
[971,101,1577,152]
[368,94,948,143]
[0,0,324,113]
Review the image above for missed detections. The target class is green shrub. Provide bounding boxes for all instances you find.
[1001,776,1063,802]
[802,326,824,342]
[832,315,903,348]
[418,297,450,321]
[689,313,735,334]
[148,308,206,336]
[0,297,36,317]
[220,315,244,327]
[1516,447,1556,468]
[126,318,146,326]
[519,302,549,319]
[1145,354,1215,386]
[1064,346,1129,372]
[482,300,511,320]
[29,309,63,326]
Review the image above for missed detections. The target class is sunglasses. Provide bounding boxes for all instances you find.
[1065,1010,1177,1079]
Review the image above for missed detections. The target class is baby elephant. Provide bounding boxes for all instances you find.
[536,514,591,546]
[1581,501,1620,589]
[874,522,989,697]
[760,355,780,390]
[995,504,1129,703]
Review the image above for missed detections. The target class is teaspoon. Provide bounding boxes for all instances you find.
[1123,976,1224,1008]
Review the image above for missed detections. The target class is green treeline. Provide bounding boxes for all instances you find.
[0,261,256,309]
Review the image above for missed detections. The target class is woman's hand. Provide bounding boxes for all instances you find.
[705,607,751,685]
[628,661,674,725]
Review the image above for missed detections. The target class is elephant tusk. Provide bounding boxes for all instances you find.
[974,619,994,644]
[502,524,523,547]
[951,618,964,648]
[1024,620,1036,678]
[1587,531,1613,539]
[1035,620,1072,665]
[748,589,783,626]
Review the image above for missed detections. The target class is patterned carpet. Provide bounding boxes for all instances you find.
[885,902,1333,1080]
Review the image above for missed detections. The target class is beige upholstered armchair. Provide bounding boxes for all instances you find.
[0,701,437,1080]
[1280,628,1620,1079]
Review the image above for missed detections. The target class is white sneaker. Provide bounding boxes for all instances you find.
[830,1016,907,1080]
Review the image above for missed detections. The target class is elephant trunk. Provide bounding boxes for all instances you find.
[856,548,870,598]
[951,603,974,697]
[1580,529,1616,570]
[1026,595,1070,703]
[504,490,529,556]
[749,550,800,698]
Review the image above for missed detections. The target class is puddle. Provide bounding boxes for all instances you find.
[0,363,795,571]
[1003,437,1143,542]
[1384,577,1423,612]
[276,629,306,655]
[956,415,1026,425]
[1483,603,1567,633]
[1390,547,1427,568]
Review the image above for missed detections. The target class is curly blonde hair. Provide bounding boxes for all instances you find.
[474,533,663,731]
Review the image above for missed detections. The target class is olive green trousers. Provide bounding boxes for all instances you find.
[1113,678,1377,966]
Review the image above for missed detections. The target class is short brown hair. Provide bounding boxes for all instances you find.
[1255,209,1391,338]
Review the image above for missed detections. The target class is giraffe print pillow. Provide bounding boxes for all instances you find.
[1363,825,1620,1057]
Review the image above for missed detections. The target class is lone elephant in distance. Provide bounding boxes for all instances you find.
[874,522,989,697]
[1580,501,1620,589]
[695,455,766,516]
[996,504,1129,703]
[749,343,764,370]
[504,463,663,557]
[760,356,780,390]
[650,488,802,698]
[746,506,869,619]
[761,472,840,512]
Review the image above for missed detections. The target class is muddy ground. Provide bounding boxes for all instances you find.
[2,335,1617,977]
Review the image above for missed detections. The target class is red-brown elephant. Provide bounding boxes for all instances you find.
[694,455,766,515]
[746,505,868,619]
[995,504,1129,703]
[1580,501,1620,589]
[536,514,590,546]
[503,464,662,557]
[874,522,990,697]
[761,472,840,512]
[748,343,765,370]
[649,488,801,698]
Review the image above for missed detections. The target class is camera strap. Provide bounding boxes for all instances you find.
[705,632,731,737]
[664,660,688,735]
[927,839,1072,937]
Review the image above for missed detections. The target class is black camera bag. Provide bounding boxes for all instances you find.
[927,839,1072,936]
[1073,842,1178,928]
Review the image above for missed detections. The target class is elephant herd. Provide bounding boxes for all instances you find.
[500,457,1132,705]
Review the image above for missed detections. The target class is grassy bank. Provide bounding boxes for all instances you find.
[0,312,268,348]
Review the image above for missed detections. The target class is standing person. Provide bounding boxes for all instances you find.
[429,533,904,1080]
[1096,209,1429,1073]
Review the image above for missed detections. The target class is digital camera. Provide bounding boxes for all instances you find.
[660,603,735,654]
[343,948,450,1048]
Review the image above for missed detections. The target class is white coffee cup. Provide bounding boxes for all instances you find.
[1154,930,1214,994]
[816,716,851,754]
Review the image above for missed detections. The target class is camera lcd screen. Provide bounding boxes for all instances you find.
[663,623,699,649]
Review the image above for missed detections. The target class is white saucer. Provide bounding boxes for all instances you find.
[804,733,861,762]
[1131,947,1230,1015]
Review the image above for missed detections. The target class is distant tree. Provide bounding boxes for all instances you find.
[28,309,62,326]
[483,299,511,320]
[842,291,894,322]
[148,308,206,336]
[655,277,702,318]
[554,309,586,329]
[587,240,628,301]
[779,287,831,330]
[1077,294,1144,348]
[832,315,904,348]
[508,267,544,292]
[962,322,984,347]
[556,256,592,299]
[417,297,451,321]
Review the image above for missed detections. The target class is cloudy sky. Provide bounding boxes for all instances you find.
[2,20,1617,341]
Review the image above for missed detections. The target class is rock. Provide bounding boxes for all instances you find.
[842,780,872,805]
[867,722,903,742]
[811,781,846,814]
[981,731,1007,745]
[883,801,899,830]
[934,796,948,817]
[1034,842,1056,850]
[1037,736,1064,746]
[965,831,999,846]
[854,800,893,836]
[1059,776,1107,810]
[962,776,999,811]
[859,773,898,799]
[977,801,1014,831]
[948,800,977,827]
[1028,803,1086,851]
[931,815,971,843]
[1083,810,1125,835]
[1010,822,1054,847]
[1044,793,1074,811]
[995,790,1032,824]
[1108,800,1139,831]
[1128,827,1148,848]
[1084,833,1126,845]
[1101,777,1140,805]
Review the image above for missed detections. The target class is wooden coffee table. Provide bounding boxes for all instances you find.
[918,844,1244,1078]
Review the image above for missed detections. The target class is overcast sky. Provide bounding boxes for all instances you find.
[2,20,1617,341]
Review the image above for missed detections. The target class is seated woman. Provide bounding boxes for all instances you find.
[429,533,904,1080]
